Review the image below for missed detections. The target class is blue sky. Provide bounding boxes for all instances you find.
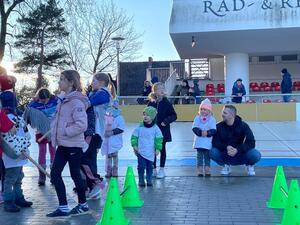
[117,0,179,62]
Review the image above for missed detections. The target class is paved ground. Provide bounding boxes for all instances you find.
[1,122,300,225]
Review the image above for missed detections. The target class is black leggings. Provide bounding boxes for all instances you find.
[0,158,5,192]
[153,140,166,168]
[81,135,102,189]
[51,146,86,205]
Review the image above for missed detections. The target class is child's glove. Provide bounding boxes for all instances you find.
[155,150,160,156]
[133,147,138,156]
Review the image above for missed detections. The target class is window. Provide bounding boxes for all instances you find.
[258,56,275,62]
[281,55,298,61]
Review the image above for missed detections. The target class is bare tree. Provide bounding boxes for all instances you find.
[0,0,26,63]
[62,0,142,75]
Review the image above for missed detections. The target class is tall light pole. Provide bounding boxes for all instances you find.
[112,36,125,96]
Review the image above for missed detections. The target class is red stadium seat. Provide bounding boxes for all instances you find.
[271,82,280,87]
[274,86,281,91]
[264,86,272,91]
[252,86,261,92]
[246,99,256,104]
[250,82,258,88]
[262,99,272,103]
[206,87,214,92]
[206,84,214,89]
[260,82,269,88]
[218,87,225,93]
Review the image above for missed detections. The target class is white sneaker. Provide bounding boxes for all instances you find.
[246,165,256,176]
[221,165,231,175]
[153,169,157,178]
[88,184,101,200]
[157,168,165,179]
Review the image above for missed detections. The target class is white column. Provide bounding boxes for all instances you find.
[224,53,249,99]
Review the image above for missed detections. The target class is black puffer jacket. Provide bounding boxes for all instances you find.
[212,116,255,153]
[148,97,177,142]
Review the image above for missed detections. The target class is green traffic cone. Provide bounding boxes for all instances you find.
[97,178,129,225]
[267,166,288,209]
[277,179,300,225]
[121,166,144,208]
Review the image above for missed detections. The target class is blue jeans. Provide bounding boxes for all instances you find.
[137,154,153,185]
[196,148,210,166]
[3,167,24,201]
[209,148,261,166]
[283,95,291,103]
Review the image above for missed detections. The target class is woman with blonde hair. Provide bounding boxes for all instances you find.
[148,82,177,178]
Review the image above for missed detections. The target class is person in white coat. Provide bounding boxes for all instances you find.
[101,99,125,178]
[192,98,217,176]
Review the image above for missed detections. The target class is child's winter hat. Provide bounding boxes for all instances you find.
[143,106,157,120]
[0,75,16,91]
[199,98,212,112]
[0,91,17,112]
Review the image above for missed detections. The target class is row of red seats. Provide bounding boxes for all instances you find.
[246,99,297,103]
[206,83,224,94]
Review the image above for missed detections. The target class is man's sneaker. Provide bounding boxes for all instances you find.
[156,168,165,179]
[69,204,89,216]
[46,208,69,217]
[88,184,101,199]
[246,165,256,176]
[153,169,157,178]
[220,165,231,175]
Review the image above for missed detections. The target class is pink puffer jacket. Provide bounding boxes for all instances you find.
[51,91,88,148]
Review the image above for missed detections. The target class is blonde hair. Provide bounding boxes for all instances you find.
[61,70,82,92]
[151,82,166,96]
[94,72,116,99]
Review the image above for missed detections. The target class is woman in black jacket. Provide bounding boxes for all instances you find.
[148,82,177,178]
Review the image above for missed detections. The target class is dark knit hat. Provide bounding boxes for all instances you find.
[281,68,287,74]
[0,91,17,113]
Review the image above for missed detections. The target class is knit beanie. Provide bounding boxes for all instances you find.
[0,75,16,91]
[0,91,17,112]
[199,98,212,112]
[143,106,157,120]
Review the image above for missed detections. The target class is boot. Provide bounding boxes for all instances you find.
[15,197,33,207]
[112,166,118,177]
[204,166,211,177]
[38,165,46,186]
[4,201,20,212]
[197,166,204,177]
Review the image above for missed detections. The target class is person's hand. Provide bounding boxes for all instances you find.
[104,130,113,137]
[238,93,242,96]
[202,130,208,137]
[227,146,238,157]
[155,150,160,156]
[85,136,92,145]
[161,122,166,127]
[8,126,16,136]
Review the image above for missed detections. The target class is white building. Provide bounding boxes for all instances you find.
[170,0,300,96]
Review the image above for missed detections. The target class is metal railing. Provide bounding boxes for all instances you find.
[118,93,300,105]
